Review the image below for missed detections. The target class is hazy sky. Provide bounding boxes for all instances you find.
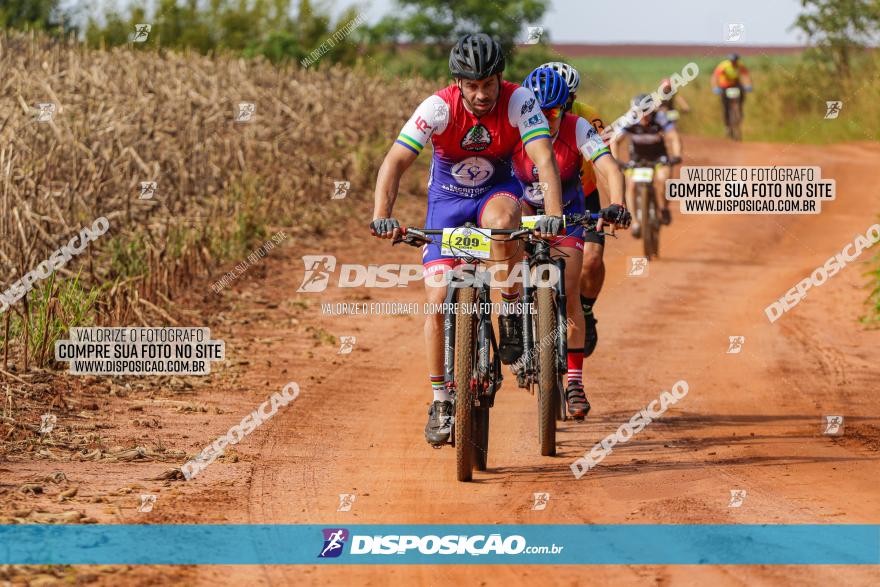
[80,0,808,45]
[360,0,807,45]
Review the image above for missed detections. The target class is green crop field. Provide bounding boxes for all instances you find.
[554,52,877,144]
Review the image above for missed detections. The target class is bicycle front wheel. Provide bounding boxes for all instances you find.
[536,284,558,456]
[454,286,476,481]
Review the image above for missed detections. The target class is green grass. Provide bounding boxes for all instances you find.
[2,271,101,367]
[560,52,879,144]
[864,250,880,326]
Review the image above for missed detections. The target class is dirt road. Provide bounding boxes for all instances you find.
[4,136,880,586]
[188,136,879,585]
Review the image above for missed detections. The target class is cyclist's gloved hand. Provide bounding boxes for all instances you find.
[535,215,563,237]
[669,156,683,165]
[370,217,400,239]
[603,204,631,229]
[712,87,722,95]
[743,85,753,93]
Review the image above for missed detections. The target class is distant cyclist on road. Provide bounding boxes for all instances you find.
[658,78,691,116]
[539,61,610,361]
[512,66,629,418]
[711,53,753,132]
[370,34,565,446]
[612,94,682,236]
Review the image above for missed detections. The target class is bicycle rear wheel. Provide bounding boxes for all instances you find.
[729,99,742,141]
[454,286,476,481]
[648,188,660,258]
[536,284,558,456]
[641,184,656,259]
[473,406,489,471]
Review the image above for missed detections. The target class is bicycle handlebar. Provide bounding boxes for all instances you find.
[620,156,681,169]
[394,211,607,248]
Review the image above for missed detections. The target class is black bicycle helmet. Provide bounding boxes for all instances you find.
[728,52,740,63]
[449,33,505,80]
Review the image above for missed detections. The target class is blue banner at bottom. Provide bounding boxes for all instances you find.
[0,524,878,565]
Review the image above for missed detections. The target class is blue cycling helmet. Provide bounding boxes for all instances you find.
[522,67,570,109]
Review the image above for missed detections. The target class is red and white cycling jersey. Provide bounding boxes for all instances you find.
[395,81,551,198]
[512,113,609,207]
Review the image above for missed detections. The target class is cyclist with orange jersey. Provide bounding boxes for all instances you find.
[711,53,753,129]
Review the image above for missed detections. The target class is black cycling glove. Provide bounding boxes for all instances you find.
[603,204,632,228]
[535,215,564,236]
[370,218,400,236]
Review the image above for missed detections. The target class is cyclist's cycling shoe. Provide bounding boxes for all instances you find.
[565,382,591,420]
[631,222,642,239]
[511,360,528,389]
[583,312,598,358]
[498,314,524,365]
[660,208,672,225]
[425,400,453,446]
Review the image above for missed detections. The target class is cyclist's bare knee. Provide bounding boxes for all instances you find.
[582,245,603,273]
[480,196,521,229]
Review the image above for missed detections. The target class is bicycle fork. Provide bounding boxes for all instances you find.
[442,274,501,408]
[553,258,568,374]
[442,281,457,388]
[520,257,534,379]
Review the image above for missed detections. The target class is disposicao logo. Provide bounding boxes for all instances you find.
[318,528,349,558]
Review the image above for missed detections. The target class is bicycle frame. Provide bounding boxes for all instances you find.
[519,240,568,386]
[442,265,502,408]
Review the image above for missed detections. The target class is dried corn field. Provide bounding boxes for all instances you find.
[0,30,431,364]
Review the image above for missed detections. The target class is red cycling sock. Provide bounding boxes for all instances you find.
[567,348,584,386]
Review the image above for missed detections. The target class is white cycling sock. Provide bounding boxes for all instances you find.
[431,375,450,402]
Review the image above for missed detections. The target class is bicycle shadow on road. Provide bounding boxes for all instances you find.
[477,412,879,483]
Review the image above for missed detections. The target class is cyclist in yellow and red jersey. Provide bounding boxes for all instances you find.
[539,61,611,362]
[711,53,753,128]
[512,66,629,418]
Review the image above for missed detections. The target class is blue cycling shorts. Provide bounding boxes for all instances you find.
[422,177,523,276]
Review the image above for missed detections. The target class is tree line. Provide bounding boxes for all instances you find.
[1,0,877,78]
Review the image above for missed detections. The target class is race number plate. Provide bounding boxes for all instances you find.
[725,87,742,99]
[631,167,654,183]
[521,215,567,230]
[666,109,680,121]
[441,227,492,259]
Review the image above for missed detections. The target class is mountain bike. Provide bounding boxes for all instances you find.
[723,86,744,141]
[396,225,523,481]
[622,158,679,260]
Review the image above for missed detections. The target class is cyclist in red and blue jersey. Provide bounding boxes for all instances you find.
[512,67,629,419]
[370,34,565,446]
